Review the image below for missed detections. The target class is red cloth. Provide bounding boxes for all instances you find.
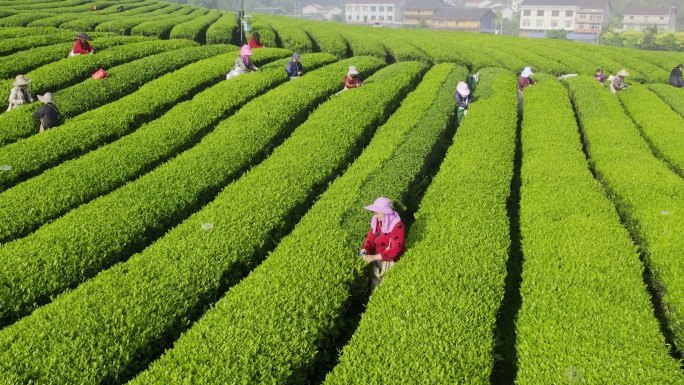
[362,220,406,262]
[344,75,363,89]
[248,38,264,49]
[518,76,535,92]
[73,40,93,54]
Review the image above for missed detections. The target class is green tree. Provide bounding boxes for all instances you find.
[546,29,567,39]
[417,17,429,29]
[640,24,659,50]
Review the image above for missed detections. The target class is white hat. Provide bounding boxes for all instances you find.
[37,92,55,104]
[617,69,629,77]
[456,81,470,96]
[347,66,358,76]
[520,67,533,77]
[13,74,31,86]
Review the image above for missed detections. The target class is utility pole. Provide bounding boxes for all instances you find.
[239,0,244,44]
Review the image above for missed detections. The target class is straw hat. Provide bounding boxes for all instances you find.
[240,44,253,56]
[347,66,358,76]
[617,69,629,77]
[13,74,31,86]
[74,32,93,41]
[456,81,470,96]
[363,197,395,215]
[37,92,55,104]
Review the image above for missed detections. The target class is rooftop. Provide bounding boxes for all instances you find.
[520,0,579,6]
[433,7,494,18]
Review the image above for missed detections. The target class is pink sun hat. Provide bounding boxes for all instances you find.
[363,197,395,214]
[456,81,470,96]
[240,45,253,56]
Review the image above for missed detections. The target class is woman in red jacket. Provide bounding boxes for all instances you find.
[359,197,406,288]
[70,32,94,57]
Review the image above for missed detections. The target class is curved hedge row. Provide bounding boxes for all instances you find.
[0,13,57,27]
[250,21,278,47]
[0,53,333,250]
[619,83,684,175]
[168,9,221,43]
[205,11,238,45]
[0,39,198,147]
[335,26,387,59]
[26,0,160,28]
[132,62,460,384]
[0,30,76,55]
[258,15,314,53]
[0,26,64,38]
[130,8,208,39]
[0,47,283,193]
[297,20,348,58]
[92,4,185,34]
[647,84,684,118]
[324,68,518,384]
[566,75,684,353]
[0,57,387,384]
[515,76,684,383]
[0,35,150,79]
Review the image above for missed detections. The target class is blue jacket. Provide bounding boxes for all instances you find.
[454,92,473,109]
[286,60,304,77]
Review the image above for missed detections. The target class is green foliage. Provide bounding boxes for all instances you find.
[647,83,684,117]
[132,63,461,384]
[130,8,209,39]
[325,68,518,384]
[0,30,77,55]
[566,75,684,354]
[296,19,349,58]
[29,1,163,29]
[257,14,314,53]
[0,35,150,79]
[0,57,387,383]
[205,11,238,44]
[92,4,186,34]
[618,83,684,174]
[545,28,567,39]
[0,13,56,27]
[0,39,199,147]
[417,17,428,29]
[169,9,221,42]
[515,77,684,382]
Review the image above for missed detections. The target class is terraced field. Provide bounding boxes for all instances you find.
[1,1,684,383]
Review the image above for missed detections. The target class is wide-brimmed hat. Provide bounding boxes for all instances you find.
[520,67,533,77]
[240,45,253,56]
[456,81,470,96]
[13,74,31,86]
[617,69,629,77]
[37,92,55,104]
[74,32,92,41]
[678,64,683,69]
[347,66,358,76]
[364,197,395,215]
[292,53,301,61]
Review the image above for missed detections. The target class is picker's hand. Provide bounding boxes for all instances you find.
[362,254,381,263]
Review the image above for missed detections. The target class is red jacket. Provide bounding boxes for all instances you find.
[361,221,406,262]
[345,75,363,89]
[518,76,535,92]
[248,38,264,49]
[73,40,93,54]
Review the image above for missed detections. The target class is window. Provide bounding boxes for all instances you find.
[590,14,601,21]
[523,10,530,16]
[551,20,558,28]
[387,6,392,11]
[629,16,634,19]
[363,15,368,21]
[356,15,359,20]
[388,15,392,20]
[579,13,586,18]
[371,15,376,20]
[355,6,359,11]
[590,24,600,30]
[379,6,384,11]
[660,16,665,20]
[379,15,384,20]
[552,10,559,17]
[346,6,351,12]
[522,19,530,26]
[362,6,368,11]
[537,10,544,16]
[536,20,543,27]
[347,15,352,20]
[565,10,573,17]
[565,20,572,28]
[371,6,376,11]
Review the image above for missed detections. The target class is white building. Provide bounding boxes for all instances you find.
[623,7,677,32]
[519,0,579,32]
[301,3,344,19]
[346,0,404,24]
